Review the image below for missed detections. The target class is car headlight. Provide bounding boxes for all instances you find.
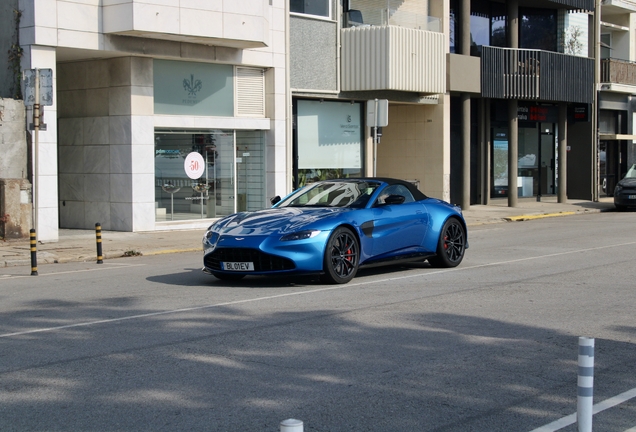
[615,184,623,195]
[280,230,320,241]
[203,231,220,249]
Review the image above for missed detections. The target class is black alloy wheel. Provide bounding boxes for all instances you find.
[428,218,466,268]
[321,227,359,284]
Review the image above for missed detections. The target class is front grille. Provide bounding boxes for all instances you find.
[204,248,295,272]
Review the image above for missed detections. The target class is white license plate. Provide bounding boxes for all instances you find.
[629,195,636,200]
[222,261,254,271]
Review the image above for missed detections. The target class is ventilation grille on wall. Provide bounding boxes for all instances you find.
[236,67,265,117]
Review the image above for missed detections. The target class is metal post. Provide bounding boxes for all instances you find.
[373,98,378,177]
[30,229,38,276]
[33,68,40,235]
[577,337,594,432]
[280,419,303,432]
[95,223,103,264]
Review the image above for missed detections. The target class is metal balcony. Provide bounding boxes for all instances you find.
[481,46,594,104]
[341,25,445,93]
[601,58,636,87]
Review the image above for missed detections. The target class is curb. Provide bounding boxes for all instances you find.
[504,211,577,222]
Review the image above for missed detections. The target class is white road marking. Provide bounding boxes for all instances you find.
[528,388,636,432]
[0,263,145,279]
[2,240,636,339]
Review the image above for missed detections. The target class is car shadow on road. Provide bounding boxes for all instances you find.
[146,262,435,288]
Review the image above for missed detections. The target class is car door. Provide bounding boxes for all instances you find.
[369,185,429,257]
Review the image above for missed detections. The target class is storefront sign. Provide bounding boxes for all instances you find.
[518,104,559,123]
[569,104,590,122]
[154,60,234,116]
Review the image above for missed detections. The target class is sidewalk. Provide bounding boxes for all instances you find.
[0,197,616,268]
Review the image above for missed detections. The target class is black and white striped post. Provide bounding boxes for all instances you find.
[95,223,103,264]
[280,418,303,432]
[577,337,594,432]
[30,228,38,276]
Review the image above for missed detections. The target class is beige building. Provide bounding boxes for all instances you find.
[12,0,289,241]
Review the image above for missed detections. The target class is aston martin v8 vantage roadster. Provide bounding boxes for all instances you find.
[202,178,468,284]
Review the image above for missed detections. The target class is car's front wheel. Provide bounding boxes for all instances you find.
[321,227,359,284]
[428,218,466,268]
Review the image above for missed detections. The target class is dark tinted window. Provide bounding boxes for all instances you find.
[290,0,329,17]
[520,8,557,51]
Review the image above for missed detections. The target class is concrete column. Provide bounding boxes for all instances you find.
[482,99,491,205]
[22,45,59,242]
[508,0,519,49]
[461,94,471,210]
[507,0,519,208]
[460,0,471,210]
[508,99,518,207]
[461,0,470,54]
[558,103,568,202]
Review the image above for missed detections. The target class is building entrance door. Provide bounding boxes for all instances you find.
[600,140,627,197]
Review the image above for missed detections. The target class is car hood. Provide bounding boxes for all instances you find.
[212,207,347,236]
[617,178,636,188]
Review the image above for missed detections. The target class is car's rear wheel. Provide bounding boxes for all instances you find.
[321,227,359,284]
[211,272,246,281]
[428,218,466,268]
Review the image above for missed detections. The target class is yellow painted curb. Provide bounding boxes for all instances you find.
[505,211,577,222]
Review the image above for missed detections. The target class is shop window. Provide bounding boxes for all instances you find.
[295,100,364,187]
[155,131,265,221]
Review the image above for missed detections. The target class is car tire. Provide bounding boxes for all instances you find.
[320,227,359,284]
[428,218,466,268]
[211,272,246,281]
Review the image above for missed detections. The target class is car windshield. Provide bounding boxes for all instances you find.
[624,164,636,179]
[278,181,381,208]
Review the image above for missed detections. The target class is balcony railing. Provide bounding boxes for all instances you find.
[481,46,594,104]
[601,58,636,87]
[550,0,594,11]
[348,1,441,32]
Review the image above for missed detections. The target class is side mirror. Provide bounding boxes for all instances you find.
[384,194,406,205]
[270,195,281,206]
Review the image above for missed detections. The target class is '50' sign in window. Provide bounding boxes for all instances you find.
[184,152,205,179]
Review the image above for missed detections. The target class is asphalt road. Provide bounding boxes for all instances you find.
[0,212,635,431]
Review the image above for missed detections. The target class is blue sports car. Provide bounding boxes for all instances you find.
[202,178,468,284]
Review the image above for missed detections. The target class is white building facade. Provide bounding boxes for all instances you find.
[19,0,289,241]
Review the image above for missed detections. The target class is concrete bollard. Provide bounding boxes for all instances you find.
[577,337,594,432]
[95,223,103,264]
[280,418,303,432]
[30,228,38,276]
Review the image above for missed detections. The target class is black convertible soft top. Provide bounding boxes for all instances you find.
[341,177,428,201]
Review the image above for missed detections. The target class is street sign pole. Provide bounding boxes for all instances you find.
[33,68,40,234]
[374,99,378,177]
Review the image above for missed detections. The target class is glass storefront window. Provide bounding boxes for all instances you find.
[295,100,364,187]
[155,131,265,221]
